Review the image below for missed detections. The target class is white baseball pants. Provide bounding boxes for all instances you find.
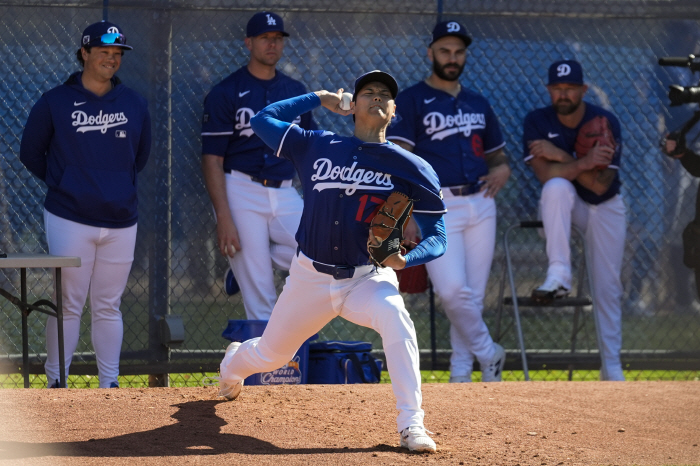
[225,170,302,320]
[44,210,136,388]
[424,190,498,377]
[220,251,425,432]
[539,177,626,371]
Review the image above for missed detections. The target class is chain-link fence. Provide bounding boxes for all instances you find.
[2,1,700,388]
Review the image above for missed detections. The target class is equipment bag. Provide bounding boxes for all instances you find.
[682,221,700,269]
[307,341,383,384]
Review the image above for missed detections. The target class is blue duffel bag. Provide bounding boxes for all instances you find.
[307,341,383,384]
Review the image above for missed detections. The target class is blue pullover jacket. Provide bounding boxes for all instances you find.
[20,72,151,228]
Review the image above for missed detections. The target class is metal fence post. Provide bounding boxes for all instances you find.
[147,6,173,387]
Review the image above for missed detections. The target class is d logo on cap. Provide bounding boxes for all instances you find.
[446,22,461,33]
[548,60,584,86]
[557,64,571,77]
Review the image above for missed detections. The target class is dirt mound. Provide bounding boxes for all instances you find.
[1,382,699,465]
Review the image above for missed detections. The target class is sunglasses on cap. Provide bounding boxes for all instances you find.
[87,33,128,46]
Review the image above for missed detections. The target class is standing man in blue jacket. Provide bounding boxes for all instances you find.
[201,11,316,319]
[20,21,151,388]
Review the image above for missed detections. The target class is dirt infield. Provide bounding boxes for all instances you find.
[1,381,699,465]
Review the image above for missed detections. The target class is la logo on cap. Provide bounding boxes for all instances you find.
[446,22,461,32]
[557,64,572,77]
[266,14,276,25]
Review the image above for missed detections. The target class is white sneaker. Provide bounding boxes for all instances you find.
[480,343,506,382]
[531,277,570,303]
[449,374,472,383]
[400,426,436,453]
[219,342,243,400]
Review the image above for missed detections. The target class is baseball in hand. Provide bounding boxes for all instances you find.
[339,92,353,111]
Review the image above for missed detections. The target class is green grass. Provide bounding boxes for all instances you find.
[3,369,698,389]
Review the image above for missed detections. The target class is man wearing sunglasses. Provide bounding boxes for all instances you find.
[20,21,151,389]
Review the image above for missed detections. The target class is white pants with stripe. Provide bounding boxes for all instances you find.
[424,190,498,377]
[225,170,302,320]
[539,177,626,370]
[220,251,425,432]
[44,210,137,388]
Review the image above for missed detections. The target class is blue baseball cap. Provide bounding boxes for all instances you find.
[246,11,289,37]
[430,20,472,47]
[548,60,584,85]
[81,21,132,50]
[352,70,399,101]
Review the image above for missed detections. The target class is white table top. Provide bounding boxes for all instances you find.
[0,253,81,268]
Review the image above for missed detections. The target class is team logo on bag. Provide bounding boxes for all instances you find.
[260,355,302,384]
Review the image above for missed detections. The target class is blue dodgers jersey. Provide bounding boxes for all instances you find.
[201,67,316,180]
[387,81,505,186]
[522,103,622,205]
[277,128,446,266]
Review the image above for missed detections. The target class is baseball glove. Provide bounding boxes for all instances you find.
[574,115,616,170]
[367,192,414,267]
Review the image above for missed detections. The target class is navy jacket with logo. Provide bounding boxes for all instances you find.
[20,72,151,228]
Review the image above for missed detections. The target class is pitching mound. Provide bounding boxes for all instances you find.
[1,381,699,465]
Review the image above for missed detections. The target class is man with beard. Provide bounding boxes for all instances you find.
[387,20,511,383]
[523,60,626,381]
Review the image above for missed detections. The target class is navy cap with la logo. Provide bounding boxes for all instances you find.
[430,20,472,47]
[548,60,584,86]
[246,11,290,38]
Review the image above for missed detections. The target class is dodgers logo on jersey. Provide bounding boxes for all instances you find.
[557,63,571,77]
[423,110,486,140]
[72,110,128,134]
[236,107,301,138]
[311,158,394,195]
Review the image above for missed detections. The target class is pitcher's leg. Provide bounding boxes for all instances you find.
[220,255,336,382]
[340,268,424,432]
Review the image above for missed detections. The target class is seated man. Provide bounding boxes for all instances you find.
[522,60,626,381]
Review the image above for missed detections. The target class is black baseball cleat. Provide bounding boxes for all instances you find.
[531,277,569,304]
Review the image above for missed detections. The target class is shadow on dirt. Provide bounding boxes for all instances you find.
[0,399,404,459]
